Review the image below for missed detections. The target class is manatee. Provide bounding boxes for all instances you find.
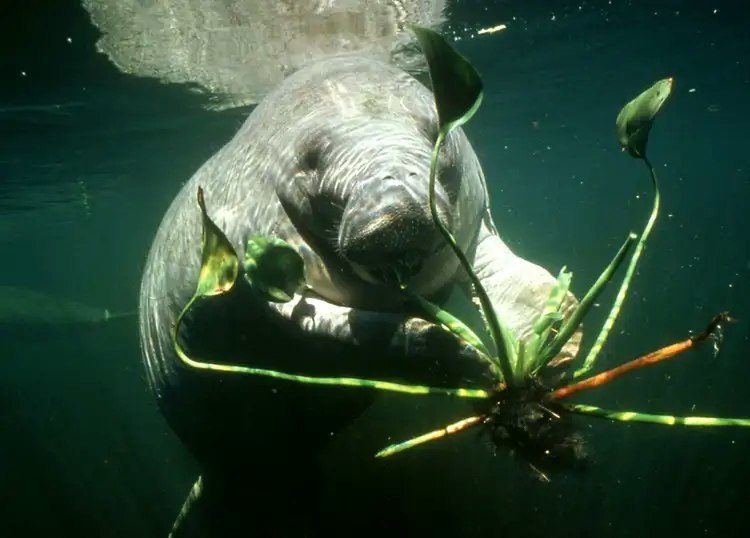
[139,54,580,534]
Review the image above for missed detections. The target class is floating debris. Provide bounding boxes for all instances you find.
[477,24,507,35]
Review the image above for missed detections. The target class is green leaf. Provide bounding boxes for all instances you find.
[194,186,240,298]
[524,267,572,374]
[406,291,499,377]
[532,268,572,336]
[616,78,673,158]
[244,236,305,303]
[532,311,564,336]
[513,340,527,385]
[492,306,520,381]
[172,187,240,364]
[411,25,484,135]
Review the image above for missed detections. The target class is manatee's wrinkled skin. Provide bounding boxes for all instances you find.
[139,55,580,534]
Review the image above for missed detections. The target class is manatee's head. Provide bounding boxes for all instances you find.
[278,110,483,306]
[335,135,454,287]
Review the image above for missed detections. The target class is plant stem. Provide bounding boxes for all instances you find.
[172,312,490,399]
[551,312,730,400]
[552,338,693,400]
[375,415,483,458]
[168,475,203,538]
[427,132,516,385]
[575,156,660,378]
[562,403,750,427]
[540,233,636,369]
[406,290,495,369]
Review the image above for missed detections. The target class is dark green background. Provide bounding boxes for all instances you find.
[1,1,748,536]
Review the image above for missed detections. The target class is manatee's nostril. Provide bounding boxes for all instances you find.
[338,177,450,285]
[383,172,420,182]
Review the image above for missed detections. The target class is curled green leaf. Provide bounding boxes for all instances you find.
[194,186,240,298]
[244,236,305,303]
[172,187,240,361]
[616,77,673,158]
[410,25,484,135]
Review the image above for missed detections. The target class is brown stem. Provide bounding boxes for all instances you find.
[548,313,731,401]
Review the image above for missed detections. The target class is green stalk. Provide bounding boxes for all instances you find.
[525,268,572,372]
[406,290,500,378]
[575,157,660,378]
[514,341,527,385]
[168,475,204,538]
[172,318,489,399]
[540,233,637,370]
[563,403,750,427]
[427,131,516,385]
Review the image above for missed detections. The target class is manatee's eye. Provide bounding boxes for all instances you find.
[298,130,331,172]
[300,147,320,171]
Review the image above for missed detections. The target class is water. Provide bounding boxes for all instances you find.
[1,1,749,536]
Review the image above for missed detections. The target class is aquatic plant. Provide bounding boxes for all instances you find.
[170,27,750,483]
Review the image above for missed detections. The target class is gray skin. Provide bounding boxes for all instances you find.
[139,54,580,532]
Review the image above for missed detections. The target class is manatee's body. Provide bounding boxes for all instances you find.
[139,55,579,534]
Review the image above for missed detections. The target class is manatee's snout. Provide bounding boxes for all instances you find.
[338,175,451,286]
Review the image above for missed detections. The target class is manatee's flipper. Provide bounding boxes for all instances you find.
[102,309,137,321]
[269,291,496,388]
[166,464,322,537]
[469,215,582,371]
[0,286,134,326]
[168,475,203,538]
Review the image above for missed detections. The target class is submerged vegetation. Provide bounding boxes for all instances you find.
[170,26,750,486]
